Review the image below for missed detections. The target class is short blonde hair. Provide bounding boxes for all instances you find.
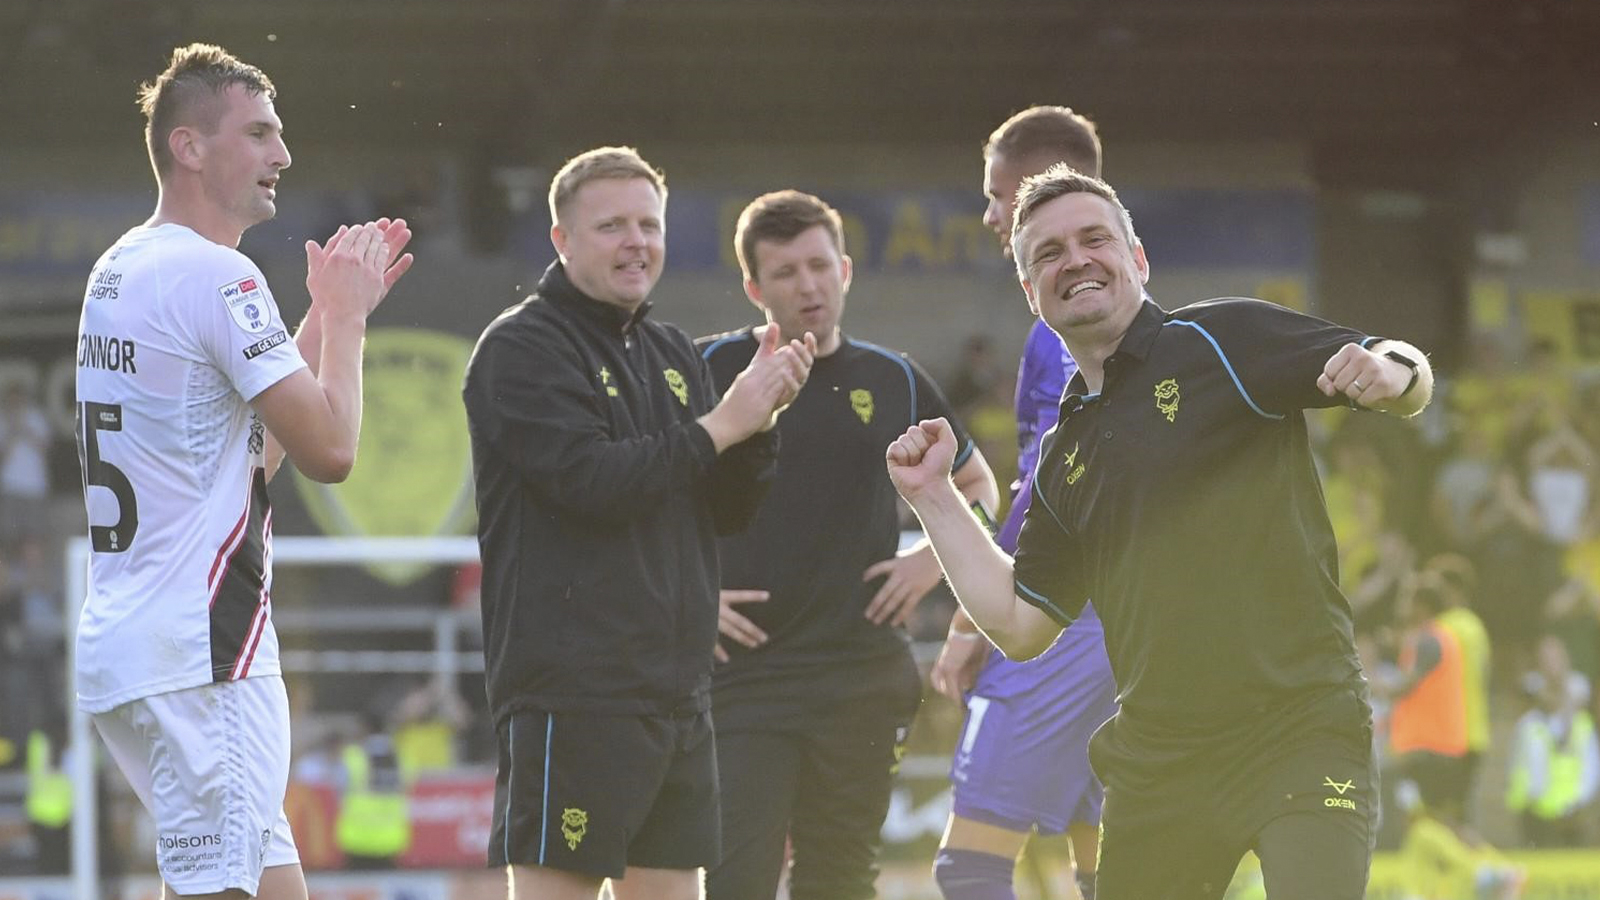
[548,146,668,223]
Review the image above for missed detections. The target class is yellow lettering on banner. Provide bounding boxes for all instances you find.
[839,211,869,265]
[886,201,938,266]
[887,203,992,268]
[938,215,992,267]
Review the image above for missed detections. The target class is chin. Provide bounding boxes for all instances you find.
[246,200,277,225]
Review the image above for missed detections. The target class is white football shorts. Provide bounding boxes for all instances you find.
[93,674,300,894]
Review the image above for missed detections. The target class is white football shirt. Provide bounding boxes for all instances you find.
[75,223,306,714]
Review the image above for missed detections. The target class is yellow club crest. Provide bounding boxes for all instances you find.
[664,368,688,406]
[1154,378,1181,423]
[561,807,588,850]
[293,328,477,585]
[850,388,874,424]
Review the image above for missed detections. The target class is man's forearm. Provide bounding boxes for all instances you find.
[315,311,367,461]
[952,448,1000,517]
[909,480,1051,657]
[265,308,325,480]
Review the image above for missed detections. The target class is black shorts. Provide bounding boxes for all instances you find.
[487,708,720,878]
[1091,688,1378,900]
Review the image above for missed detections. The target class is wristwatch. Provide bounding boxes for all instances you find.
[1383,349,1421,398]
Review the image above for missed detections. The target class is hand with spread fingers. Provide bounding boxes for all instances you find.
[930,615,990,705]
[305,218,415,317]
[700,325,818,451]
[862,544,944,628]
[714,589,770,663]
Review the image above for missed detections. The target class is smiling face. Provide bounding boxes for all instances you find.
[1014,191,1148,336]
[551,176,666,310]
[195,82,290,232]
[746,223,851,356]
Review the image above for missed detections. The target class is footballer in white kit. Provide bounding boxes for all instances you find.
[76,222,307,892]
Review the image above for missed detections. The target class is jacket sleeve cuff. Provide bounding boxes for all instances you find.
[686,421,719,466]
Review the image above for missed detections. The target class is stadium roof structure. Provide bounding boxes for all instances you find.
[2,0,1597,169]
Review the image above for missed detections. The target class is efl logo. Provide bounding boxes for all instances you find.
[219,275,271,334]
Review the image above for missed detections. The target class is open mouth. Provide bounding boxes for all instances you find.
[615,261,648,275]
[1064,279,1105,299]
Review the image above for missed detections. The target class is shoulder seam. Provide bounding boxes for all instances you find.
[846,337,917,426]
[1164,319,1284,421]
[700,332,753,360]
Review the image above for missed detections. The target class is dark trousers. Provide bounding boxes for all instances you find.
[705,716,907,900]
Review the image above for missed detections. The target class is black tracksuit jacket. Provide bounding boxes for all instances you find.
[464,261,777,725]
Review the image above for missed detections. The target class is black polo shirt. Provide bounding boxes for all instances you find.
[699,329,975,727]
[1014,297,1382,732]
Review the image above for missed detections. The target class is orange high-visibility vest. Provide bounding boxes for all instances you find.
[1391,620,1468,757]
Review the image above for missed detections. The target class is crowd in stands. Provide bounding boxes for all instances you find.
[1318,336,1600,863]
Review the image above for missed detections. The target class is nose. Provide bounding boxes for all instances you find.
[982,199,1003,231]
[796,267,818,294]
[274,136,292,171]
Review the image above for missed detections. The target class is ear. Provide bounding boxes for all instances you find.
[839,253,854,293]
[549,223,568,261]
[1020,274,1041,318]
[1134,240,1150,285]
[743,277,769,315]
[168,126,203,173]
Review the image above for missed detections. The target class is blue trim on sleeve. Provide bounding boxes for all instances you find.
[1029,472,1071,535]
[1361,336,1382,349]
[849,338,918,426]
[1166,319,1284,421]
[1015,580,1077,626]
[700,332,751,360]
[953,439,976,470]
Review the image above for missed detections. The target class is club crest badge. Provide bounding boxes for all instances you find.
[294,328,477,585]
[561,808,588,851]
[850,388,874,424]
[1154,378,1181,423]
[664,368,689,406]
